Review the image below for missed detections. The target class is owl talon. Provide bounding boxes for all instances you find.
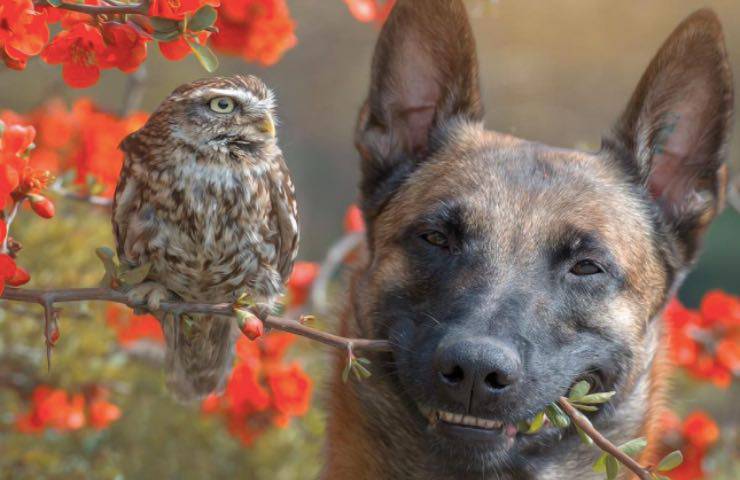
[127,282,171,312]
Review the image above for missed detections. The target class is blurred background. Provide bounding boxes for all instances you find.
[0,1,738,479]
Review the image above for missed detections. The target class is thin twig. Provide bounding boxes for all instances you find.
[0,287,391,354]
[558,397,652,480]
[33,0,149,16]
[2,198,25,254]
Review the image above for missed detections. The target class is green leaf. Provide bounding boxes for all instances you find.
[605,455,619,480]
[618,437,647,458]
[544,404,570,429]
[578,391,616,405]
[154,30,181,42]
[593,452,608,473]
[188,5,217,32]
[119,263,151,286]
[47,0,62,6]
[657,450,683,472]
[188,40,219,72]
[150,17,180,34]
[568,380,591,400]
[576,426,593,445]
[526,411,546,434]
[356,357,372,365]
[341,358,351,383]
[573,403,599,412]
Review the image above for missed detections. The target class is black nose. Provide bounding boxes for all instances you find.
[434,337,522,409]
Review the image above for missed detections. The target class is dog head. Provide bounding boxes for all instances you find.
[350,0,732,473]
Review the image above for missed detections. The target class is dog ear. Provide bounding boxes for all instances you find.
[355,0,483,221]
[609,9,734,265]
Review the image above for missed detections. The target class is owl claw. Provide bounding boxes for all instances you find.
[127,282,171,312]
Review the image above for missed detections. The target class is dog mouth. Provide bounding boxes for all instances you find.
[419,407,531,446]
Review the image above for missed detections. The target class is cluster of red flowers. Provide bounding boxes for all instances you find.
[0,116,56,293]
[16,384,122,433]
[665,291,739,388]
[285,261,320,308]
[201,333,312,445]
[344,0,395,24]
[210,0,296,66]
[106,304,164,347]
[659,410,720,480]
[4,99,148,198]
[1,0,297,88]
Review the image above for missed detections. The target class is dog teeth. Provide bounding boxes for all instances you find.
[433,410,503,430]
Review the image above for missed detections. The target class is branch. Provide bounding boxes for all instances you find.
[0,287,391,356]
[34,0,149,16]
[558,397,652,480]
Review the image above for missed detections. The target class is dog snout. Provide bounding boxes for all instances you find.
[434,337,522,409]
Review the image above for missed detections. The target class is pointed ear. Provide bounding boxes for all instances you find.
[609,9,734,264]
[356,0,483,220]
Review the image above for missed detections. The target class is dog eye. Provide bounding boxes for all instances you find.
[209,97,235,113]
[570,260,603,276]
[420,231,449,249]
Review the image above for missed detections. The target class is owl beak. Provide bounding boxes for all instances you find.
[258,112,276,138]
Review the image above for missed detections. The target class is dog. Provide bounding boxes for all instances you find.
[323,1,733,479]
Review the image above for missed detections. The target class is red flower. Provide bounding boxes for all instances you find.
[211,0,296,66]
[0,253,18,295]
[15,386,86,433]
[344,0,394,25]
[286,261,319,308]
[225,361,271,415]
[267,362,312,418]
[681,411,719,451]
[659,410,720,480]
[28,193,54,218]
[106,305,164,346]
[100,22,149,73]
[87,388,122,429]
[158,31,209,61]
[7,265,30,286]
[665,293,739,388]
[0,0,50,70]
[41,23,106,88]
[344,204,366,233]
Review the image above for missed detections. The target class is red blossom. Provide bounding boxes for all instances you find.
[267,362,312,417]
[149,0,219,21]
[41,23,106,88]
[665,293,739,388]
[211,0,296,66]
[158,31,209,61]
[344,0,394,25]
[0,0,50,70]
[659,410,720,480]
[344,204,366,233]
[285,261,319,308]
[28,193,54,218]
[100,22,149,73]
[106,304,164,346]
[0,253,18,295]
[16,385,121,433]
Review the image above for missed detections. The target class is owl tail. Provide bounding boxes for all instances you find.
[160,313,236,402]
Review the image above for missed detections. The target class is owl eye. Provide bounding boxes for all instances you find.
[209,97,235,114]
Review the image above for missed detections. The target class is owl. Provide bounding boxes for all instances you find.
[112,75,299,401]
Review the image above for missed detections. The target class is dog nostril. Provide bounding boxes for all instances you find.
[484,371,512,390]
[440,365,465,385]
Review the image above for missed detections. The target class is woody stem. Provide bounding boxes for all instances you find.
[34,0,150,16]
[558,397,653,480]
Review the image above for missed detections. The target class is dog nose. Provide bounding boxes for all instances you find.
[434,337,522,408]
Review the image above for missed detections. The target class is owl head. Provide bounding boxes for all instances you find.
[128,75,277,161]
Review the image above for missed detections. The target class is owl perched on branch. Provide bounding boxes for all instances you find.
[112,75,299,401]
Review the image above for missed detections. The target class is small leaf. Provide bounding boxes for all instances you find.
[593,452,608,473]
[188,40,219,72]
[578,391,616,404]
[119,263,151,286]
[47,0,62,6]
[657,450,683,472]
[544,404,570,429]
[568,380,591,400]
[154,30,181,42]
[573,403,599,412]
[356,357,372,365]
[605,455,619,480]
[150,17,180,33]
[353,361,371,378]
[526,411,546,434]
[341,358,352,383]
[188,5,217,32]
[619,437,647,458]
[576,426,593,445]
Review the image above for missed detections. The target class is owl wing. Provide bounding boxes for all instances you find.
[269,154,299,284]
